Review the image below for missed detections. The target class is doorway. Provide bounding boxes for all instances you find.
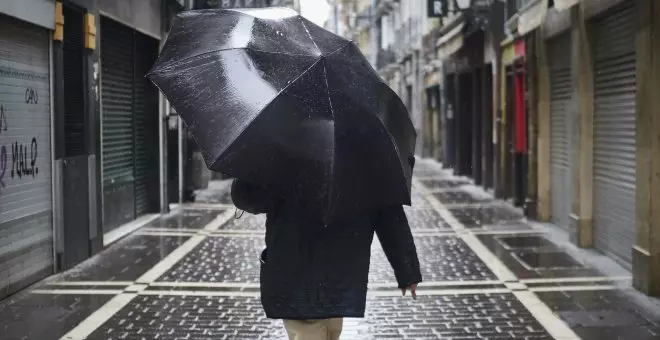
[457,72,473,176]
[483,64,494,189]
[505,65,515,199]
[444,74,456,168]
[60,3,90,270]
[472,68,483,185]
[513,60,527,207]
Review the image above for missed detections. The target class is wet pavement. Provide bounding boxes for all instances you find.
[2,159,660,339]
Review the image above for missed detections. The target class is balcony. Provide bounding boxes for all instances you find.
[356,6,372,31]
[506,0,537,20]
[374,0,396,18]
[376,48,396,70]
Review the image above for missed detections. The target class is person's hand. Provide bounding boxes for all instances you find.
[401,283,417,300]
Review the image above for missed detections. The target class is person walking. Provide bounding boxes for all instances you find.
[149,8,420,339]
[230,159,422,340]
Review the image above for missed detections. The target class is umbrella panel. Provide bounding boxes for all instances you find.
[148,8,416,221]
[148,48,319,167]
[214,59,335,218]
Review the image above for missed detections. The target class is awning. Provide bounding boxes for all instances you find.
[423,60,442,87]
[518,0,549,36]
[436,21,465,60]
[553,0,580,11]
[501,38,516,65]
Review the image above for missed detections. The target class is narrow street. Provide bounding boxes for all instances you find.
[2,159,660,340]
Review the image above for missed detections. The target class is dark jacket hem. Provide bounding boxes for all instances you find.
[264,311,365,320]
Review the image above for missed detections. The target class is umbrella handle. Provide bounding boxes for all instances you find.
[234,208,245,219]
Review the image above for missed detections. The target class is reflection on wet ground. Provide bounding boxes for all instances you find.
[449,205,525,227]
[498,235,557,250]
[145,209,220,230]
[59,234,191,282]
[537,289,660,339]
[1,159,659,340]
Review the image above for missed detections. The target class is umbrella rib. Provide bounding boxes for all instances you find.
[325,42,388,86]
[322,60,337,219]
[325,41,352,57]
[153,48,312,73]
[298,17,322,55]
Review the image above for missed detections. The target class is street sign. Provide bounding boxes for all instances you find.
[428,0,448,18]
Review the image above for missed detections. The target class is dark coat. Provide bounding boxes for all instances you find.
[231,179,422,320]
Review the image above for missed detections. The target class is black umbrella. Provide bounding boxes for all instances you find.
[148,7,417,223]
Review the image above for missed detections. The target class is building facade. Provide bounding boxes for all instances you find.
[425,0,660,297]
[0,0,179,300]
[335,0,660,298]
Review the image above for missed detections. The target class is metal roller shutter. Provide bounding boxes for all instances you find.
[133,34,159,217]
[0,16,53,299]
[592,3,636,268]
[101,18,135,232]
[63,6,85,157]
[548,33,572,229]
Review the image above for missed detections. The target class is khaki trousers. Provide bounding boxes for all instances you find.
[283,318,343,340]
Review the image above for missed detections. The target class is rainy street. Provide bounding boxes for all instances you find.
[1,159,659,340]
[3,0,660,339]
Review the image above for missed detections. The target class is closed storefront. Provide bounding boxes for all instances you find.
[0,15,53,298]
[592,2,636,268]
[548,32,572,229]
[134,35,160,218]
[101,17,159,234]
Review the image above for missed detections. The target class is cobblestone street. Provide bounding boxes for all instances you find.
[3,159,660,340]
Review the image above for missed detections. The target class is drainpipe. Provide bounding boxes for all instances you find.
[370,0,378,67]
[334,1,339,34]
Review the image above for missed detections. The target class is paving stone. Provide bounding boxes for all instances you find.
[513,250,585,270]
[159,233,494,284]
[369,236,496,283]
[404,208,452,231]
[146,209,220,230]
[87,295,287,340]
[411,191,433,208]
[88,293,551,340]
[382,294,544,337]
[536,289,660,340]
[497,235,557,250]
[559,310,649,327]
[413,162,446,177]
[572,326,660,340]
[433,190,493,205]
[195,189,233,204]
[0,294,112,340]
[420,178,470,190]
[477,233,602,279]
[217,213,267,231]
[449,205,524,227]
[158,236,264,283]
[467,220,537,232]
[60,235,190,282]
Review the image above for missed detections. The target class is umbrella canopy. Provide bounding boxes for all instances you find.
[148,7,417,223]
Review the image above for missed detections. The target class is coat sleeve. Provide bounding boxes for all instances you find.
[230,179,276,215]
[373,205,422,289]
